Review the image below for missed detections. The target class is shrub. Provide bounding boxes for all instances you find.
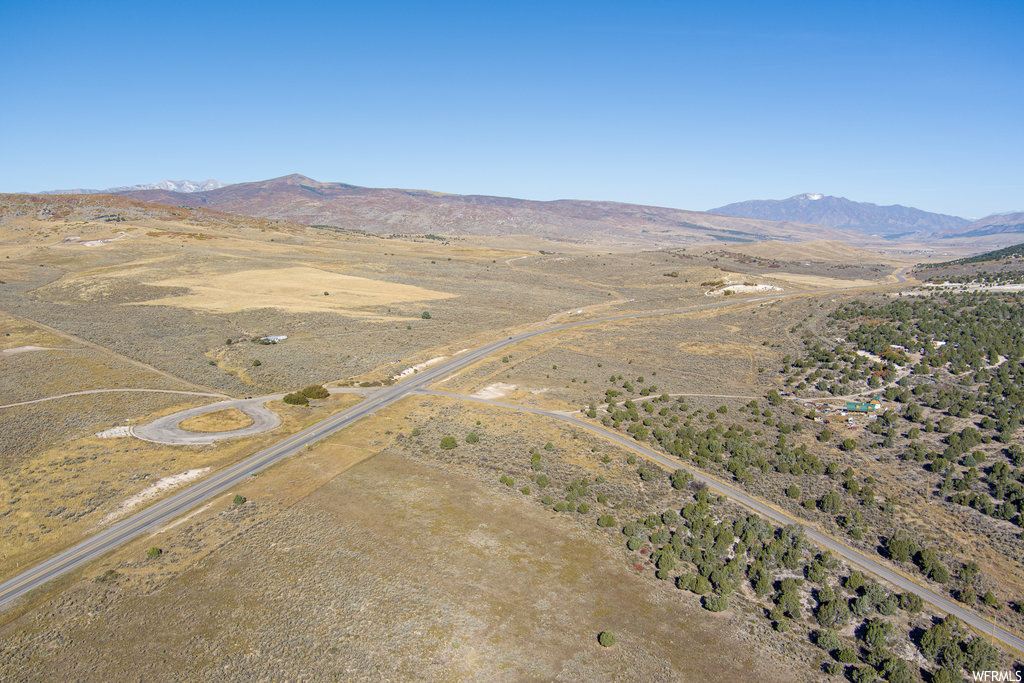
[440,436,457,450]
[702,595,729,612]
[627,537,642,551]
[836,647,858,663]
[283,392,309,405]
[898,592,923,613]
[785,484,801,499]
[815,629,843,652]
[541,495,554,505]
[818,491,843,514]
[841,438,858,452]
[421,311,431,319]
[597,514,616,528]
[411,427,421,437]
[577,502,590,514]
[252,359,262,367]
[465,431,480,443]
[300,384,329,399]
[598,631,616,647]
[692,575,712,595]
[146,547,162,559]
[553,501,569,512]
[544,441,555,451]
[232,494,246,505]
[670,469,692,490]
[96,569,119,583]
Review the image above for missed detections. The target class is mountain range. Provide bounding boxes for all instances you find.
[709,193,971,239]
[112,174,863,247]
[26,175,1024,249]
[41,179,225,195]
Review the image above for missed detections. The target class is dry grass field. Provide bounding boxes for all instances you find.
[7,195,1017,679]
[0,400,822,681]
[177,407,254,432]
[0,393,362,582]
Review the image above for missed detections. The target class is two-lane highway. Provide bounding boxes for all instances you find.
[0,270,916,613]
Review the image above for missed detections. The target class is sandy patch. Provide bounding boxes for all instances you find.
[392,356,447,380]
[103,468,211,523]
[769,272,877,289]
[470,382,518,400]
[0,345,53,356]
[121,266,454,314]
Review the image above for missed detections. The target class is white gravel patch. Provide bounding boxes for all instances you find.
[103,468,210,523]
[0,345,53,356]
[96,425,133,439]
[392,356,447,380]
[470,382,518,400]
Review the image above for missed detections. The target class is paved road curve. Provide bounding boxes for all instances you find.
[421,390,1024,655]
[0,290,814,608]
[1,271,936,619]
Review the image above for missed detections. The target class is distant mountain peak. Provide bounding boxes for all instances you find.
[40,179,224,195]
[709,194,969,238]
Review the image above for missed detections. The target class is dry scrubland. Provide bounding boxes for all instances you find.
[0,400,817,681]
[0,393,361,582]
[8,194,986,679]
[440,293,848,410]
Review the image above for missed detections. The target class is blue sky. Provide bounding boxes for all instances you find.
[1,1,1021,217]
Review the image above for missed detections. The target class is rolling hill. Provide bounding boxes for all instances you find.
[944,212,1024,239]
[113,174,870,247]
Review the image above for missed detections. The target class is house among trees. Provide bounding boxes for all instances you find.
[845,398,882,413]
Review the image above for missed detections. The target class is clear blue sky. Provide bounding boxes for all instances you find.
[1,1,1021,217]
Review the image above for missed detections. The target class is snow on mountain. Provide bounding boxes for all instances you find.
[40,179,224,195]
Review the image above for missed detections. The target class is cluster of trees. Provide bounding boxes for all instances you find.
[283,384,330,405]
[617,485,961,679]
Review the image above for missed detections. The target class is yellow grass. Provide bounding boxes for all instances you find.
[178,407,254,432]
[134,266,455,314]
[768,272,878,289]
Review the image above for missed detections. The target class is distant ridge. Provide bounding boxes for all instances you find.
[709,193,969,238]
[944,212,1024,238]
[107,174,870,247]
[41,179,224,195]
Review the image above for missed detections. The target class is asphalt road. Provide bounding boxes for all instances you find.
[24,264,1010,653]
[420,390,1024,655]
[1,290,809,609]
[132,395,286,445]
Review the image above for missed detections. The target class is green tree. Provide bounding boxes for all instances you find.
[283,392,309,405]
[300,384,329,399]
[702,594,729,612]
[597,514,616,528]
[146,546,162,559]
[440,436,457,450]
[232,494,246,505]
[598,631,616,647]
